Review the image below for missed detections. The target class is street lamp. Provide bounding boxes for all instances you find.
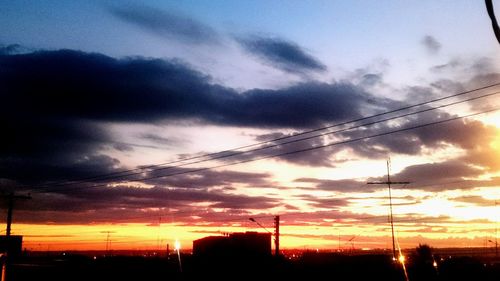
[174,239,182,273]
[249,217,280,256]
[249,218,272,234]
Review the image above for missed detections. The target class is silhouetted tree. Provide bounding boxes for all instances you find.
[414,244,433,264]
[409,244,437,281]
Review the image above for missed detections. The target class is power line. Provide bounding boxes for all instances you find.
[11,86,500,243]
[30,105,500,195]
[22,82,500,191]
[28,90,500,193]
[28,105,500,193]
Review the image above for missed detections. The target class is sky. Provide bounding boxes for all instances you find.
[1,0,500,251]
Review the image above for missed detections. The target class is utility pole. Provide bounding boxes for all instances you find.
[1,193,31,237]
[489,200,499,258]
[367,160,409,261]
[101,231,115,256]
[338,230,340,252]
[249,216,280,256]
[496,200,498,258]
[274,215,280,256]
[348,236,356,254]
[1,192,31,281]
[157,216,161,254]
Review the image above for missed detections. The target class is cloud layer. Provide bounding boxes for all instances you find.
[110,5,327,76]
[2,48,499,224]
[110,5,220,45]
[421,35,441,54]
[0,48,378,223]
[1,50,376,127]
[237,35,327,74]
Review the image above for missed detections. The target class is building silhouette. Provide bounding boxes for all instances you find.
[193,232,271,258]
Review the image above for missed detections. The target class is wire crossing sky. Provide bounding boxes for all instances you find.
[22,82,500,192]
[1,1,500,250]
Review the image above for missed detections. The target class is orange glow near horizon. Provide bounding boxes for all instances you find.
[13,212,498,251]
[7,178,498,252]
[1,0,500,261]
[8,173,498,251]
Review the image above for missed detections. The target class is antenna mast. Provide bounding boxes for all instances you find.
[367,159,409,260]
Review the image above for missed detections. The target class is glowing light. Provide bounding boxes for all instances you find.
[433,261,438,268]
[174,239,183,273]
[398,255,405,264]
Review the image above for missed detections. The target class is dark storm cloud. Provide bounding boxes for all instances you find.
[237,35,326,74]
[0,154,121,187]
[110,5,220,44]
[0,118,105,160]
[0,48,383,187]
[232,82,375,127]
[0,49,374,127]
[421,35,441,54]
[0,115,122,185]
[0,50,211,123]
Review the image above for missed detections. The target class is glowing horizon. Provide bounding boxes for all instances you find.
[1,1,500,252]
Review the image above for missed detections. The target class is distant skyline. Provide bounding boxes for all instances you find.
[1,1,499,251]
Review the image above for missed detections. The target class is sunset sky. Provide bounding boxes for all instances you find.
[1,0,500,251]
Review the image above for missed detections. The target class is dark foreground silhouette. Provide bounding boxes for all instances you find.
[7,250,500,281]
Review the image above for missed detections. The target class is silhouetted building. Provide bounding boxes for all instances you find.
[193,232,271,258]
[0,235,22,257]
